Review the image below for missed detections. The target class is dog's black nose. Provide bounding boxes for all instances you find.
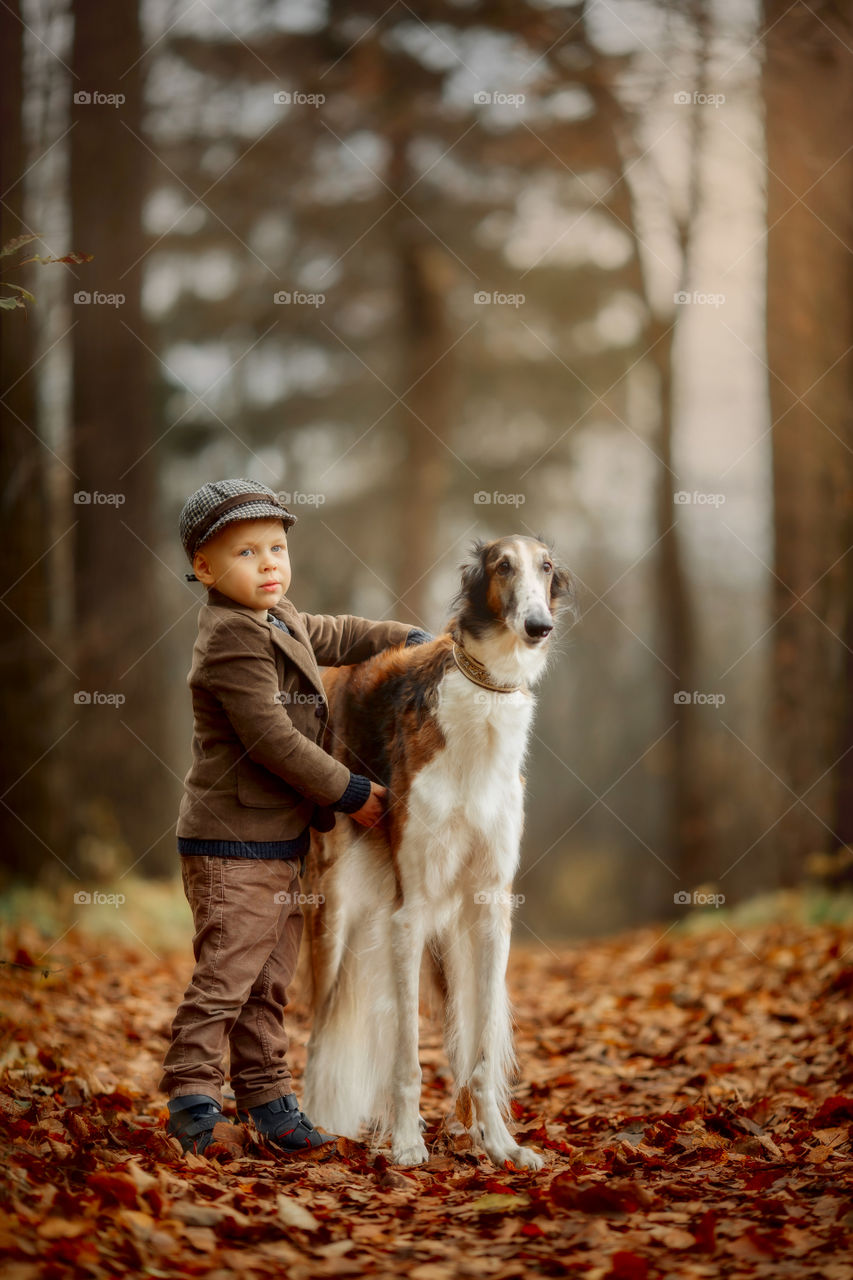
[525,618,553,638]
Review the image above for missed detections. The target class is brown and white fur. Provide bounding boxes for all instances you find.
[300,535,576,1168]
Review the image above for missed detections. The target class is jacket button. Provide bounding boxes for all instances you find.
[315,703,325,718]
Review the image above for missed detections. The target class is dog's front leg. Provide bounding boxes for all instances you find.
[389,901,429,1165]
[467,895,545,1171]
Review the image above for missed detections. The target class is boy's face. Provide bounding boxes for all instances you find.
[192,517,291,613]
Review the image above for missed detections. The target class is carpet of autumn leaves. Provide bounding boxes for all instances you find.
[1,911,852,1279]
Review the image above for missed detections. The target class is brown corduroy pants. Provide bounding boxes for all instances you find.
[159,856,305,1110]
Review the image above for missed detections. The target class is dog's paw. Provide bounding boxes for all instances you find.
[392,1136,430,1166]
[494,1143,545,1172]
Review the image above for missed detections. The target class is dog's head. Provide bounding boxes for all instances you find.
[449,534,577,648]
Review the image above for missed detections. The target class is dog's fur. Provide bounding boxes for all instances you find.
[300,535,576,1168]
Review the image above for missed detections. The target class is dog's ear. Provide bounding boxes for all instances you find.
[459,539,488,596]
[549,557,579,621]
[448,539,489,627]
[535,534,576,617]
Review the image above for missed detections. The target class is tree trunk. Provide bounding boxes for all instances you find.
[764,0,853,881]
[648,320,708,889]
[0,1,70,882]
[69,0,174,877]
[587,55,709,907]
[388,131,452,625]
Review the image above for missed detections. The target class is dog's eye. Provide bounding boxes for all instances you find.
[542,561,552,573]
[496,559,511,574]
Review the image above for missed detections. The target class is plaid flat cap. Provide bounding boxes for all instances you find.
[180,478,297,568]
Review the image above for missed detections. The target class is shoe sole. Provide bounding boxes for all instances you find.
[266,1135,340,1161]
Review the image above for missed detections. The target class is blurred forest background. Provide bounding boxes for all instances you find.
[1,0,851,940]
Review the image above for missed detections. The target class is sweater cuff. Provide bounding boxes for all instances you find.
[405,628,434,647]
[333,772,372,813]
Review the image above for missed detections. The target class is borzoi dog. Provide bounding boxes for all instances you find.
[301,535,575,1169]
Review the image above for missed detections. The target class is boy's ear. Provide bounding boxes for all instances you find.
[192,550,215,586]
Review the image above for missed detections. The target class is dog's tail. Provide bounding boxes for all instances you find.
[302,831,397,1144]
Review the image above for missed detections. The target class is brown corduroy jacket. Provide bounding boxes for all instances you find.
[176,587,412,843]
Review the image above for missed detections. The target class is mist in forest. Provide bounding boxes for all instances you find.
[1,0,851,939]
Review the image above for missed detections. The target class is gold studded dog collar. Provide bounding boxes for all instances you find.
[451,640,527,695]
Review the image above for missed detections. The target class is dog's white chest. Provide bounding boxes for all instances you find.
[404,671,533,878]
[436,670,533,761]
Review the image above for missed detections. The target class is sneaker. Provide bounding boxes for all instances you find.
[166,1094,223,1155]
[237,1093,338,1157]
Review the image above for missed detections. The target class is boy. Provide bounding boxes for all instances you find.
[159,479,430,1157]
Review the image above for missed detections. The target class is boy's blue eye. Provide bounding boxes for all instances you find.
[238,548,253,556]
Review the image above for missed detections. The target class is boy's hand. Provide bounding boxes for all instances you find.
[350,782,387,827]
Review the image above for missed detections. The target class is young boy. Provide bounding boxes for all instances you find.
[159,479,430,1157]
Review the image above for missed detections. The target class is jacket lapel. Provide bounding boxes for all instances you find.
[267,598,328,697]
[205,588,326,697]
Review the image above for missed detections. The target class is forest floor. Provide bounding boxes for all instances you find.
[0,891,852,1279]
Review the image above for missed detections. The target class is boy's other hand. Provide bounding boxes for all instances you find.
[350,782,387,827]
